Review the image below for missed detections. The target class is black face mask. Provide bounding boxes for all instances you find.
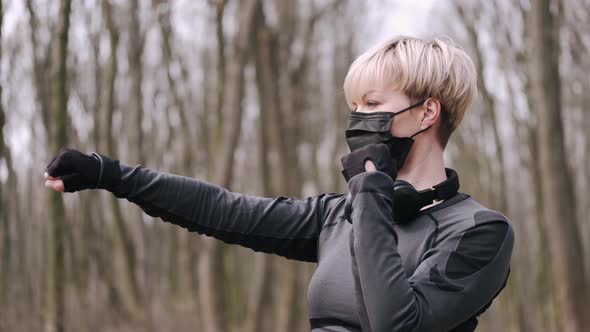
[345,100,429,169]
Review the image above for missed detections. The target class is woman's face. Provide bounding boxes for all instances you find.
[350,83,424,138]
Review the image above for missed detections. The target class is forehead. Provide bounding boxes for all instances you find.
[343,56,405,107]
[362,87,397,99]
[346,76,398,101]
[349,81,409,107]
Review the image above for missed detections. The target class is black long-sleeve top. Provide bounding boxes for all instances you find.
[105,159,514,332]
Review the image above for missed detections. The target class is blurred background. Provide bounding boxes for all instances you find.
[0,0,589,331]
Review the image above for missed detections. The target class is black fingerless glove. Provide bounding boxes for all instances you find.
[45,147,121,193]
[340,142,399,182]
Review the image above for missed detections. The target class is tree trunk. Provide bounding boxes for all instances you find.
[46,1,72,331]
[527,1,589,330]
[242,8,277,331]
[102,0,142,316]
[156,0,194,172]
[27,0,52,131]
[213,0,227,148]
[0,0,10,316]
[197,1,260,331]
[127,0,145,165]
[456,4,508,214]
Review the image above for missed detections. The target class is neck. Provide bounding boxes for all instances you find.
[396,138,446,191]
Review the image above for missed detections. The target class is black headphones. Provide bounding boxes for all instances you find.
[392,168,460,223]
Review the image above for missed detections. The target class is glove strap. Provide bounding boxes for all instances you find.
[91,152,104,189]
[90,152,121,191]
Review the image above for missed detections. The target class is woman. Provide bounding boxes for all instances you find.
[45,36,513,332]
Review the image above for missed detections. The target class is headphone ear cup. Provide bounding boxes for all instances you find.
[393,181,423,223]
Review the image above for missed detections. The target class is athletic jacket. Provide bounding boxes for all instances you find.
[105,159,514,332]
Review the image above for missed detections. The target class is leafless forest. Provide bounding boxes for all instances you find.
[0,0,589,331]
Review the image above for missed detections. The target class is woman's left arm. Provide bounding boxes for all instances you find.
[347,171,514,332]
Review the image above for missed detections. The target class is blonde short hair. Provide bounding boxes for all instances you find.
[343,36,478,147]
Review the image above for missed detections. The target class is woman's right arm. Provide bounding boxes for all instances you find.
[102,155,332,262]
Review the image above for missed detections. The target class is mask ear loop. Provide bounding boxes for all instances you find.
[407,98,434,138]
[393,99,427,116]
[390,99,427,136]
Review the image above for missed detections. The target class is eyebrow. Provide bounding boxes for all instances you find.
[362,90,377,100]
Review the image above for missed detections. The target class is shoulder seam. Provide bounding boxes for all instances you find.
[426,214,440,248]
[319,194,347,232]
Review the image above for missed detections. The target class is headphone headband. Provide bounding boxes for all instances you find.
[392,168,460,223]
[413,168,460,205]
[431,168,460,200]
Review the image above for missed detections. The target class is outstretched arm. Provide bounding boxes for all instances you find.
[45,148,332,262]
[110,159,330,262]
[347,171,513,332]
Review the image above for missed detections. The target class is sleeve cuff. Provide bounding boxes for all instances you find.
[347,171,395,201]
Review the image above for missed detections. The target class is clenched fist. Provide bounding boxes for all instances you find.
[44,148,120,193]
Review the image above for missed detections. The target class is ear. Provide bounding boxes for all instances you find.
[420,98,441,129]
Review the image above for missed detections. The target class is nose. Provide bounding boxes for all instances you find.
[354,106,372,113]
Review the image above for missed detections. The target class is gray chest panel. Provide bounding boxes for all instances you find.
[307,209,436,328]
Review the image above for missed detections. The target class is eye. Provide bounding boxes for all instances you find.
[367,100,380,108]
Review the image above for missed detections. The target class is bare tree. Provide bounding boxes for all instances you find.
[527,0,589,331]
[101,0,143,317]
[127,0,146,165]
[0,0,10,317]
[197,1,260,331]
[46,1,72,331]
